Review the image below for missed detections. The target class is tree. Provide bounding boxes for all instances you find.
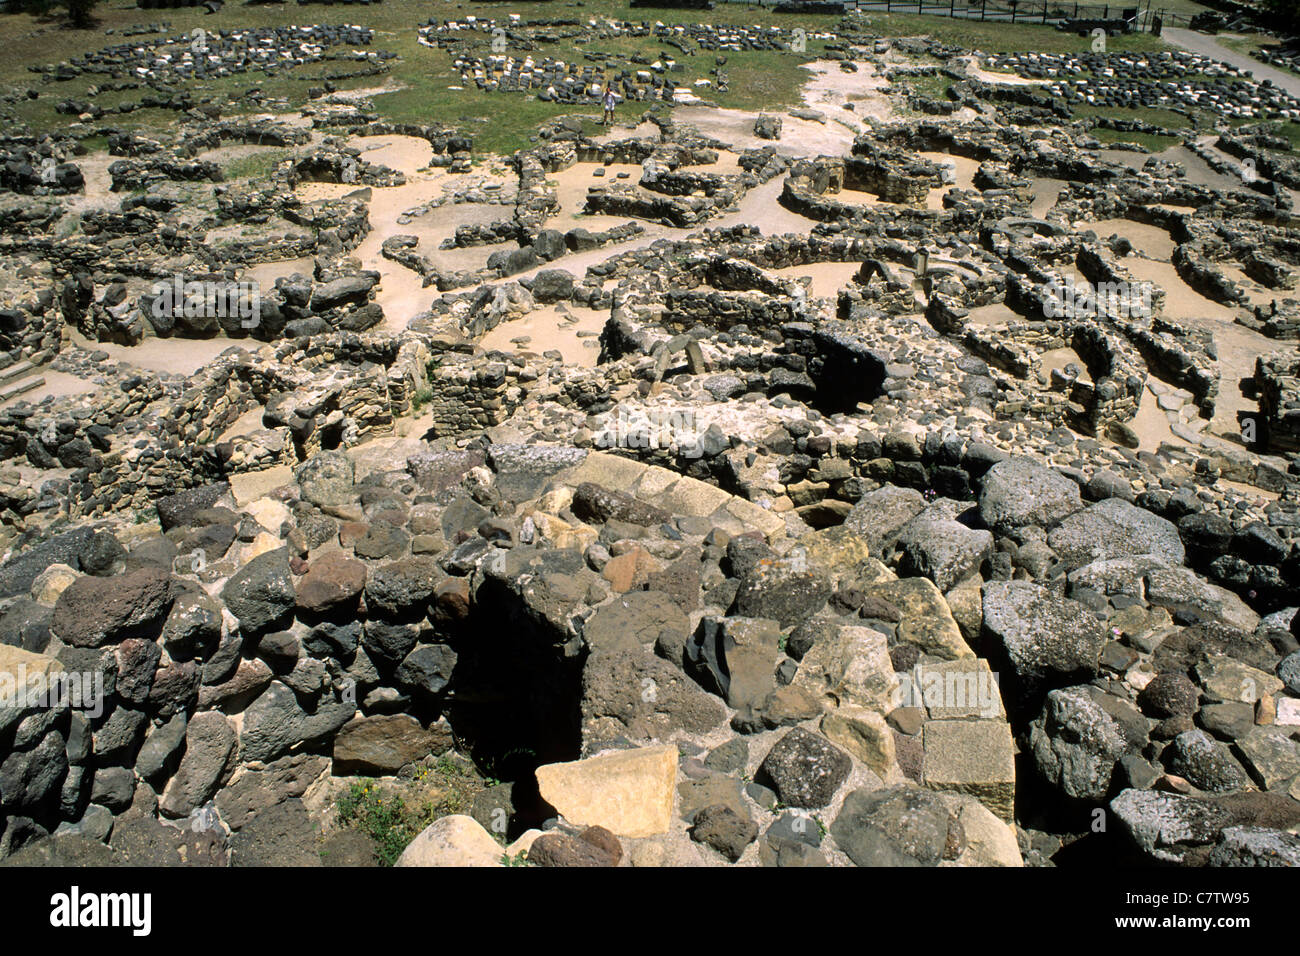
[1258,0,1299,34]
[67,0,97,28]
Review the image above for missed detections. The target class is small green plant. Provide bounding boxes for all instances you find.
[335,780,439,867]
[410,386,434,414]
[501,850,531,867]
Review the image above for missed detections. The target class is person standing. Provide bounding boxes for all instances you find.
[602,86,617,126]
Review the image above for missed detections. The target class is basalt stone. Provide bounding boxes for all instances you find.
[757,728,851,809]
[1208,826,1300,867]
[81,532,127,576]
[978,457,1082,536]
[686,616,781,713]
[0,599,52,653]
[0,526,95,598]
[92,707,148,765]
[238,681,356,764]
[90,766,135,812]
[583,646,725,742]
[894,515,993,593]
[732,562,830,628]
[148,659,201,719]
[1165,729,1248,793]
[690,804,758,862]
[1137,671,1199,719]
[114,638,161,705]
[135,712,188,784]
[831,786,961,867]
[842,485,927,557]
[584,590,690,653]
[221,549,295,637]
[229,798,321,868]
[1029,685,1147,802]
[1048,498,1185,569]
[982,580,1105,709]
[332,714,453,775]
[0,731,67,811]
[528,826,622,867]
[295,552,367,616]
[160,590,223,662]
[394,644,458,698]
[1108,788,1233,864]
[52,566,173,647]
[486,444,586,501]
[295,451,355,509]
[572,483,670,527]
[155,482,230,532]
[364,557,440,619]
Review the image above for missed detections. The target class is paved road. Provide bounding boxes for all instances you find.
[1163,27,1300,100]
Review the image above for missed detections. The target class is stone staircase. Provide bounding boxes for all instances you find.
[0,360,45,404]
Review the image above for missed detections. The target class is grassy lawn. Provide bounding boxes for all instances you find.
[860,13,1168,53]
[1089,126,1181,150]
[0,0,1187,156]
[222,147,293,180]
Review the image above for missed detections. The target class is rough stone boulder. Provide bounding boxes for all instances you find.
[981,580,1105,708]
[842,485,927,557]
[757,728,851,809]
[332,714,453,775]
[831,786,965,866]
[221,549,296,638]
[978,457,1083,536]
[535,745,678,838]
[1028,685,1147,802]
[51,566,173,648]
[1047,498,1185,568]
[894,513,993,593]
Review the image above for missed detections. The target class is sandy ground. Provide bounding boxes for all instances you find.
[799,60,894,130]
[217,404,268,442]
[674,104,858,158]
[919,151,980,210]
[62,151,117,218]
[1086,218,1177,261]
[294,134,515,331]
[959,56,1050,87]
[65,329,248,376]
[769,262,862,300]
[479,303,607,366]
[0,370,94,409]
[1029,177,1069,218]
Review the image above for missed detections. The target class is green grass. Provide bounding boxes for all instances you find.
[861,13,1167,53]
[1089,126,1181,151]
[1073,104,1192,129]
[335,779,440,866]
[1259,121,1300,151]
[0,0,1192,156]
[222,148,293,181]
[902,71,957,99]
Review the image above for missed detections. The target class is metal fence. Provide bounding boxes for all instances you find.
[733,0,1194,31]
